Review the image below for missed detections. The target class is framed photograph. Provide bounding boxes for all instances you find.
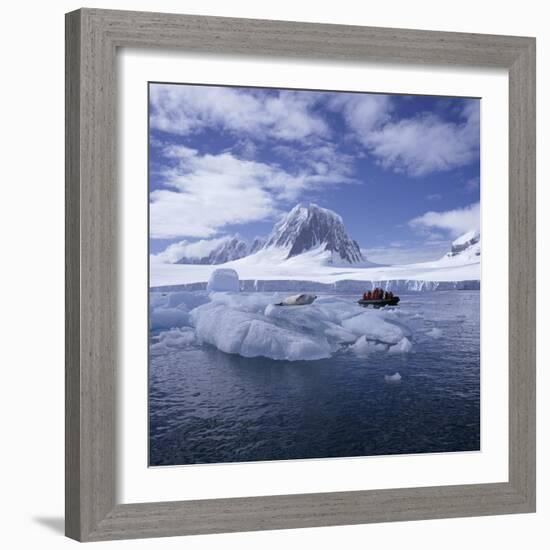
[65,8,536,542]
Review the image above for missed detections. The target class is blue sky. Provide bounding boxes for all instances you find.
[149,83,480,264]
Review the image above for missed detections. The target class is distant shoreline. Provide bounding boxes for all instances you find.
[150,278,481,293]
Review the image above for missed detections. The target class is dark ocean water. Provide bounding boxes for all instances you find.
[149,291,480,466]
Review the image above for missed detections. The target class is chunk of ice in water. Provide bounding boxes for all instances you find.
[323,323,358,345]
[150,307,189,330]
[384,372,402,383]
[350,335,389,357]
[167,291,209,310]
[150,327,196,355]
[159,326,196,346]
[190,302,331,361]
[342,311,409,345]
[174,291,417,361]
[388,337,413,354]
[425,327,443,339]
[207,268,240,292]
[212,292,279,313]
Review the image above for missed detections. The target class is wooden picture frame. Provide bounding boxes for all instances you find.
[65,8,536,542]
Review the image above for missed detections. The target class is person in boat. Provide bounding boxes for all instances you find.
[363,291,368,300]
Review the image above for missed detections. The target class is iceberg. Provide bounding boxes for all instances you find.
[166,290,209,310]
[342,311,411,345]
[388,337,413,354]
[150,327,196,355]
[211,292,279,313]
[350,335,389,356]
[384,372,402,383]
[207,268,240,292]
[151,285,415,361]
[149,307,189,330]
[190,302,331,361]
[425,327,443,339]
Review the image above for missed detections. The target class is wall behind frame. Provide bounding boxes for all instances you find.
[0,1,546,549]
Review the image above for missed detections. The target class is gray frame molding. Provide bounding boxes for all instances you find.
[65,8,536,542]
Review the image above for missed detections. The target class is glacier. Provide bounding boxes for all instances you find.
[150,240,480,289]
[152,276,480,294]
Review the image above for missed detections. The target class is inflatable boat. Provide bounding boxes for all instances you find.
[357,296,400,308]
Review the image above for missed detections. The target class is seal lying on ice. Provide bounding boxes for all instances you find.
[275,293,318,306]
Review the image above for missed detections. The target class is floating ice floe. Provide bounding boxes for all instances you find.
[342,312,411,345]
[188,296,413,361]
[211,292,280,313]
[388,337,413,354]
[350,335,389,356]
[425,327,443,339]
[150,327,196,355]
[149,307,190,330]
[149,290,210,330]
[167,290,210,310]
[190,302,331,361]
[384,372,402,383]
[151,275,415,361]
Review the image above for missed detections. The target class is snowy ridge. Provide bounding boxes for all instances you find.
[249,236,266,254]
[176,236,248,265]
[443,229,480,262]
[151,240,480,289]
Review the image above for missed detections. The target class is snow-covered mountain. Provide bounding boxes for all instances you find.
[175,204,366,266]
[442,230,480,263]
[249,236,266,254]
[176,236,248,265]
[262,203,364,264]
[154,207,481,289]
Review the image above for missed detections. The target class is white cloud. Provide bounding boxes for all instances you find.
[328,93,393,136]
[366,103,479,176]
[331,96,479,177]
[149,84,329,141]
[151,236,231,264]
[409,202,480,238]
[150,145,354,238]
[271,141,355,183]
